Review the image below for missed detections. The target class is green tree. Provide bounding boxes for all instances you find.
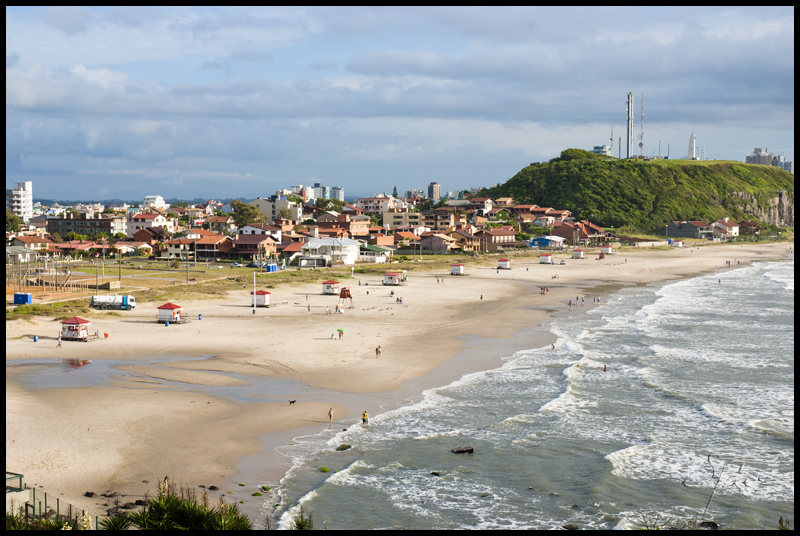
[277,207,292,220]
[229,199,264,227]
[6,210,22,233]
[392,186,398,198]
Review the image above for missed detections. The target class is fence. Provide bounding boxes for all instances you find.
[6,479,103,530]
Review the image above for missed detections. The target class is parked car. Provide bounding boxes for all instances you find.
[231,262,243,267]
[246,262,259,268]
[560,260,566,265]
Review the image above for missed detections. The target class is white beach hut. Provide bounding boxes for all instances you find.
[60,316,91,341]
[157,302,182,323]
[250,290,271,307]
[383,272,402,286]
[321,280,340,295]
[497,258,511,270]
[572,249,585,259]
[450,263,465,275]
[539,253,553,264]
[672,240,684,248]
[600,245,613,254]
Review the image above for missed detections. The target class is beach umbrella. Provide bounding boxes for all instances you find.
[337,328,344,332]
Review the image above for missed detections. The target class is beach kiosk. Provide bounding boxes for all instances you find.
[672,240,684,248]
[322,280,340,295]
[539,253,553,264]
[572,249,585,259]
[383,272,402,286]
[600,245,614,254]
[250,290,271,307]
[450,263,465,276]
[497,259,511,270]
[157,302,183,323]
[61,316,91,341]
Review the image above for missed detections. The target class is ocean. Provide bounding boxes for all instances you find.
[271,259,794,529]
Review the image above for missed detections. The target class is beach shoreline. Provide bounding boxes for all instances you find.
[5,242,792,523]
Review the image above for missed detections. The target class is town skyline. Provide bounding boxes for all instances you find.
[6,6,795,199]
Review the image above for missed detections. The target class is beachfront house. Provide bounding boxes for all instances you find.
[572,249,585,259]
[497,258,511,270]
[666,220,713,239]
[450,263,465,275]
[250,290,271,307]
[322,280,340,295]
[539,253,553,264]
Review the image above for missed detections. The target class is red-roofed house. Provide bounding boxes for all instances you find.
[128,213,175,236]
[233,234,276,259]
[474,228,517,251]
[195,235,234,260]
[712,218,739,240]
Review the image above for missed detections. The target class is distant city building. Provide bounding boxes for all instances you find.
[746,148,793,174]
[6,181,34,222]
[592,145,613,157]
[313,185,330,200]
[428,182,441,200]
[330,186,345,202]
[290,185,315,202]
[405,188,424,199]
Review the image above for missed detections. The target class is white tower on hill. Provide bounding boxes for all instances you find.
[685,133,697,160]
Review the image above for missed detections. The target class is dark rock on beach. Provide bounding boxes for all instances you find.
[336,444,352,451]
[699,521,719,530]
[430,471,442,476]
[451,446,474,454]
[562,523,578,530]
[122,502,136,510]
[208,485,219,491]
[84,491,95,497]
[134,499,146,506]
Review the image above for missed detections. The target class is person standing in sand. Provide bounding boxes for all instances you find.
[57,336,62,348]
[376,345,381,358]
[328,408,334,427]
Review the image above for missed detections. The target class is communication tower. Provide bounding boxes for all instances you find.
[639,93,644,156]
[625,92,634,159]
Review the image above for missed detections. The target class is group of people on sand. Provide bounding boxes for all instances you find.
[540,286,549,295]
[327,407,369,428]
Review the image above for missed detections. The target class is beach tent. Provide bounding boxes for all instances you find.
[450,263,465,275]
[322,280,340,294]
[572,249,585,259]
[497,259,511,270]
[539,253,553,264]
[61,316,91,341]
[250,290,271,307]
[600,245,613,254]
[383,273,402,286]
[157,302,183,323]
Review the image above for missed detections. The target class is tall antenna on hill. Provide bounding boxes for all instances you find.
[639,93,644,157]
[610,126,613,157]
[626,92,634,159]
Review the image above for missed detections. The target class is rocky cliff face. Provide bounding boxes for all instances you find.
[732,190,794,227]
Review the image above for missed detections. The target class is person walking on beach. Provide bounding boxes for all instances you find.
[326,306,330,315]
[362,410,369,425]
[57,336,62,348]
[480,294,483,301]
[376,345,381,358]
[328,408,334,427]
[308,304,311,312]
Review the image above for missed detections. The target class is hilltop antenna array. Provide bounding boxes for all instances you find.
[610,126,613,156]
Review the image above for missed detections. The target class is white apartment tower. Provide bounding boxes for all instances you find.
[6,181,34,222]
[428,182,441,200]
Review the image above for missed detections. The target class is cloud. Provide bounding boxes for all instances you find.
[230,48,273,63]
[308,60,336,71]
[202,57,231,70]
[44,6,91,34]
[7,52,20,69]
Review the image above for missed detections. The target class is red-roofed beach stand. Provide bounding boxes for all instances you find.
[572,249,585,259]
[539,253,553,264]
[322,280,340,295]
[383,273,402,286]
[497,259,511,270]
[61,316,91,341]
[450,263,465,275]
[157,302,183,323]
[250,290,271,307]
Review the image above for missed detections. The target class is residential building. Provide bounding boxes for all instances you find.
[466,197,493,214]
[237,223,282,244]
[353,196,401,214]
[312,183,330,200]
[711,218,739,240]
[383,208,424,229]
[6,181,34,222]
[746,148,794,174]
[10,235,53,252]
[46,214,127,238]
[419,233,456,252]
[127,213,175,236]
[317,214,369,237]
[737,220,762,235]
[447,229,480,252]
[233,234,277,259]
[474,228,517,251]
[143,195,168,209]
[428,182,441,200]
[206,215,236,234]
[666,220,713,239]
[165,238,196,260]
[551,220,610,245]
[195,235,234,260]
[248,198,303,223]
[405,188,424,199]
[290,185,315,202]
[134,226,170,247]
[300,238,360,265]
[593,145,613,157]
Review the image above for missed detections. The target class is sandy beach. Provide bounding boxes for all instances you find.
[6,242,792,522]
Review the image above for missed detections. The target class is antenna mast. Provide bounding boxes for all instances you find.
[626,92,634,159]
[639,93,644,157]
[610,126,613,157]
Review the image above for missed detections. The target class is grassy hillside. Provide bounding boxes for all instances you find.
[482,149,794,233]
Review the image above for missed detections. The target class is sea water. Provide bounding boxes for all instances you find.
[273,260,794,529]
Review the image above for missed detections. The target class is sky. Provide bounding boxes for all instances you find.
[6,6,795,201]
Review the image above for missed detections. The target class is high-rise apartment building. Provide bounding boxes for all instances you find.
[6,181,34,222]
[428,182,441,200]
[330,186,345,202]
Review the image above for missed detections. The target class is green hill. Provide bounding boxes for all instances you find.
[482,149,794,233]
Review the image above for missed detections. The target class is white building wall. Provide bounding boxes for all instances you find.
[6,181,34,222]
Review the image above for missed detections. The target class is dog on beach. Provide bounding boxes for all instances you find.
[289,400,296,405]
